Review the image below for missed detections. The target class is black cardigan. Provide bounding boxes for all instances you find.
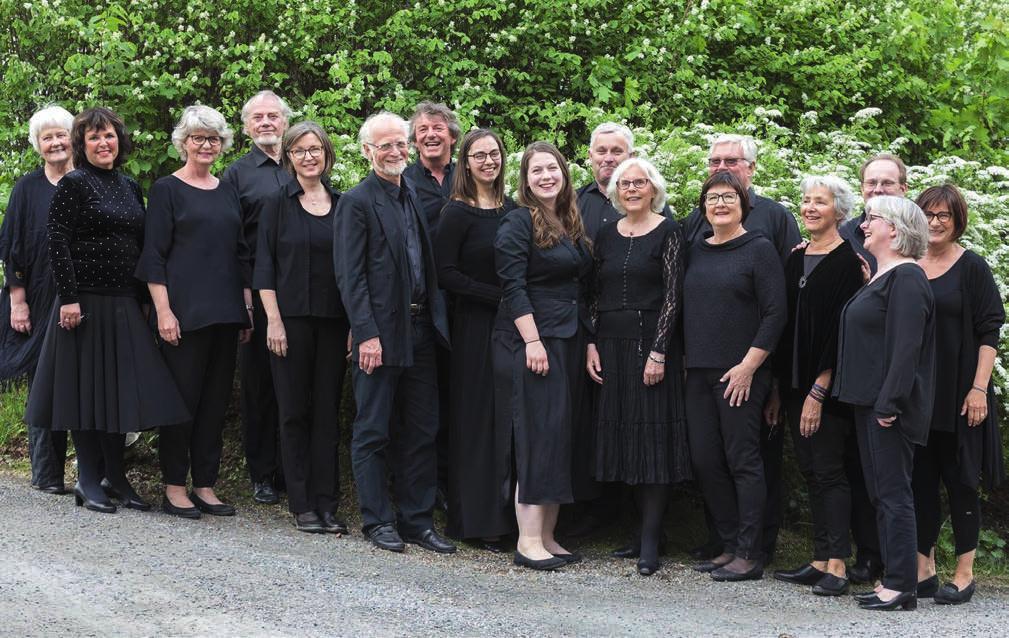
[774,241,864,415]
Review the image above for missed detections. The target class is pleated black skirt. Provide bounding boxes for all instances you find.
[25,293,190,433]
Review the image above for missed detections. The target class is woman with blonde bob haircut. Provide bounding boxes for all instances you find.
[604,157,668,214]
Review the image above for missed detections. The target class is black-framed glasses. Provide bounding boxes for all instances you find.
[189,134,222,147]
[467,150,501,163]
[924,211,953,224]
[365,141,408,153]
[707,157,748,168]
[289,146,324,160]
[616,178,650,191]
[705,192,739,205]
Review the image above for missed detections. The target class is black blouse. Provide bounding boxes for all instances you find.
[135,176,250,331]
[590,217,684,354]
[494,207,593,338]
[1,168,55,290]
[253,180,345,319]
[221,146,292,258]
[47,163,146,302]
[434,199,513,308]
[834,263,936,445]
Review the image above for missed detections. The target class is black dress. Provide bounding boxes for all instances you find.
[24,163,189,433]
[435,199,514,538]
[493,208,593,505]
[590,218,690,484]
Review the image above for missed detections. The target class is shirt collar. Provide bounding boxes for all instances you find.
[251,144,281,167]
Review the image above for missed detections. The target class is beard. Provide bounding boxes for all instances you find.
[376,159,407,177]
[253,133,281,146]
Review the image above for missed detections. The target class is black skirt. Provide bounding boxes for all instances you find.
[25,292,190,433]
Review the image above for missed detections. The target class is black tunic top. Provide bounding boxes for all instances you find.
[930,259,964,432]
[834,263,936,445]
[683,232,786,369]
[221,145,293,259]
[47,163,146,301]
[683,188,802,265]
[576,181,674,243]
[494,208,593,338]
[135,176,250,331]
[435,200,511,308]
[253,180,345,319]
[403,160,454,238]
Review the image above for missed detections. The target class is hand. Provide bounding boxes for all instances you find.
[877,415,896,428]
[157,307,181,345]
[525,340,549,376]
[10,300,30,334]
[857,253,872,283]
[763,386,781,425]
[799,394,823,437]
[586,343,603,384]
[721,362,755,407]
[643,351,665,386]
[359,336,383,374]
[239,328,252,344]
[962,387,988,427]
[58,302,82,331]
[266,319,287,357]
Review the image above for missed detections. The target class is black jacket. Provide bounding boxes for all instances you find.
[335,171,449,365]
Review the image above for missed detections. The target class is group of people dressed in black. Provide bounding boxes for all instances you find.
[3,96,1003,612]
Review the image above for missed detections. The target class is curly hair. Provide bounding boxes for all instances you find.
[71,107,132,169]
[517,141,586,249]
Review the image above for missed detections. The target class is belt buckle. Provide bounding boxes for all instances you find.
[409,303,425,316]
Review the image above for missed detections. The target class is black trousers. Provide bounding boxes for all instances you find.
[270,316,349,515]
[854,407,917,592]
[760,417,784,556]
[28,426,67,488]
[685,368,770,560]
[350,317,439,535]
[786,397,853,560]
[846,422,882,565]
[913,430,980,556]
[240,299,280,484]
[159,324,238,487]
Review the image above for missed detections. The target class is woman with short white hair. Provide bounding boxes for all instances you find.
[136,104,252,520]
[0,105,75,493]
[834,195,935,610]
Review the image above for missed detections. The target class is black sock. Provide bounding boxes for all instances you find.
[637,484,668,565]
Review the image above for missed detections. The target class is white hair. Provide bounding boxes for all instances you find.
[606,158,667,215]
[709,134,757,163]
[865,195,929,259]
[240,90,293,124]
[800,175,857,226]
[171,105,234,162]
[28,105,74,152]
[589,122,634,151]
[358,111,409,159]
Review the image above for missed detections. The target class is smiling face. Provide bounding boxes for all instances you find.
[923,203,956,248]
[37,127,71,167]
[465,135,502,189]
[184,128,223,168]
[859,208,897,257]
[588,132,630,188]
[364,118,409,178]
[703,183,744,232]
[800,185,838,234]
[288,132,326,180]
[413,113,455,167]
[244,97,288,148]
[84,125,119,169]
[526,151,565,208]
[615,164,653,216]
[860,159,907,201]
[707,142,754,189]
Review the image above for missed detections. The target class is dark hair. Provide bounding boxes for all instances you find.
[408,101,461,152]
[449,129,506,207]
[71,107,132,169]
[859,152,907,185]
[699,171,751,224]
[915,183,968,241]
[281,121,335,176]
[517,141,586,249]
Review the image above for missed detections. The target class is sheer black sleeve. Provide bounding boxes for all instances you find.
[650,222,685,354]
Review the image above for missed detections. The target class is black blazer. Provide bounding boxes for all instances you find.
[335,171,449,365]
[494,207,592,338]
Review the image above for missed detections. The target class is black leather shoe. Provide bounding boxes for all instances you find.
[689,540,724,561]
[849,557,883,584]
[161,497,201,519]
[552,551,582,565]
[934,580,976,605]
[693,559,730,573]
[773,564,827,586]
[858,591,916,611]
[189,492,236,516]
[73,484,116,514]
[514,551,566,571]
[711,563,764,582]
[403,528,457,554]
[812,573,850,596]
[367,523,405,552]
[37,483,68,495]
[100,479,152,511]
[854,589,882,603]
[294,512,326,533]
[252,482,279,505]
[319,512,349,535]
[637,559,660,576]
[916,574,939,598]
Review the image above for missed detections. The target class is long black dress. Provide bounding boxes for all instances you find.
[590,217,690,484]
[435,199,515,539]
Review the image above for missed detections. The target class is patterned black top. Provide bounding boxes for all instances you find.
[46,162,146,302]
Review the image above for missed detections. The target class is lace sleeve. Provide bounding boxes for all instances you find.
[650,225,684,354]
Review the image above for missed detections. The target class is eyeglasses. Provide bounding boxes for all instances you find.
[189,135,222,147]
[289,146,324,160]
[616,178,650,191]
[862,179,900,190]
[707,157,748,168]
[924,211,953,224]
[705,192,739,205]
[468,150,501,163]
[866,213,892,225]
[366,141,409,153]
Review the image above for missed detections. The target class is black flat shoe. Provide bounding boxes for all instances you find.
[319,512,348,535]
[934,580,976,605]
[711,563,764,582]
[37,484,68,495]
[73,484,116,514]
[294,512,327,533]
[161,497,201,519]
[367,523,405,552]
[552,552,582,565]
[858,591,916,611]
[689,540,724,561]
[849,557,884,584]
[189,492,236,516]
[514,551,566,571]
[773,564,827,586]
[693,559,730,573]
[252,482,279,505]
[916,574,939,598]
[812,573,850,596]
[403,528,457,554]
[611,535,668,559]
[637,559,660,576]
[100,479,152,511]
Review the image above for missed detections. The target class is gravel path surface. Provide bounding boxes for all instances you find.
[2,474,1007,637]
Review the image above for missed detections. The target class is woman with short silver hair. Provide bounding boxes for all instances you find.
[0,105,75,493]
[834,195,935,610]
[136,104,252,520]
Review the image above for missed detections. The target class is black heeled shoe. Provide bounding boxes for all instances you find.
[73,483,116,514]
[934,580,976,605]
[637,559,660,576]
[100,478,152,511]
[857,590,916,611]
[916,574,939,598]
[854,589,882,603]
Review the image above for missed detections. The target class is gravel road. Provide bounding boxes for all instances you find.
[2,474,1007,637]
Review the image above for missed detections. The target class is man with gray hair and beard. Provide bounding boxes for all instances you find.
[222,90,293,507]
